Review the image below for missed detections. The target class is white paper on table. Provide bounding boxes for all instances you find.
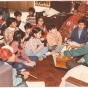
[26,81,45,87]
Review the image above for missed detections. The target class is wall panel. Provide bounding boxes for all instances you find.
[0,1,34,11]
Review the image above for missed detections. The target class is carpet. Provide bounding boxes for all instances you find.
[26,55,67,87]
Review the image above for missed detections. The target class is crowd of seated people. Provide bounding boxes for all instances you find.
[0,1,88,87]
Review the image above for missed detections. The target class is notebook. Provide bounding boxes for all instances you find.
[26,81,45,87]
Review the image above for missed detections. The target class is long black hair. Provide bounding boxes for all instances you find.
[13,30,25,50]
[25,27,43,41]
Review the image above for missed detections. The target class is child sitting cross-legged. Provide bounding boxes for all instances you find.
[10,30,38,70]
[25,27,48,61]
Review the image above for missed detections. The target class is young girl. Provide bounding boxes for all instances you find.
[26,7,36,26]
[10,30,38,70]
[25,27,48,61]
[33,16,48,41]
[3,17,19,45]
[0,48,29,87]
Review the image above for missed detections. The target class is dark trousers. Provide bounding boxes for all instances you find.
[66,60,81,69]
[7,56,38,74]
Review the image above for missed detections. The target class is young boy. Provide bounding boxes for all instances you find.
[69,19,88,44]
[26,7,36,26]
[14,10,22,27]
[24,23,32,39]
[46,24,62,51]
[14,10,25,32]
[3,17,18,45]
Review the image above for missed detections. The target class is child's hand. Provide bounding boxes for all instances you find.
[79,43,85,47]
[25,61,36,67]
[51,50,59,56]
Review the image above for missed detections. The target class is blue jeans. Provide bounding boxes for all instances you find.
[7,56,38,75]
[25,47,48,58]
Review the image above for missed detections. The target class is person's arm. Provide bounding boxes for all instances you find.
[70,28,76,41]
[37,39,44,52]
[61,44,88,57]
[57,32,62,46]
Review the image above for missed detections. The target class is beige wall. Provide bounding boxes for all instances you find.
[0,1,34,11]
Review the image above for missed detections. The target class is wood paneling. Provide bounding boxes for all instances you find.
[0,1,34,11]
[0,2,6,8]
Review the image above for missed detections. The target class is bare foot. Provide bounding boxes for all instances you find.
[77,60,82,63]
[38,57,43,61]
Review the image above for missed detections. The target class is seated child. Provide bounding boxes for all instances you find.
[10,30,38,69]
[33,16,48,43]
[26,7,36,26]
[69,19,88,45]
[24,23,32,39]
[46,24,62,51]
[25,27,48,61]
[14,10,26,32]
[3,17,19,45]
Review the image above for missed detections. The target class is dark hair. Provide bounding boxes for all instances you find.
[14,11,22,17]
[37,16,44,24]
[78,19,86,25]
[6,17,17,27]
[0,11,3,16]
[13,30,25,50]
[28,7,35,15]
[31,27,42,37]
[24,23,32,30]
[47,24,57,31]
